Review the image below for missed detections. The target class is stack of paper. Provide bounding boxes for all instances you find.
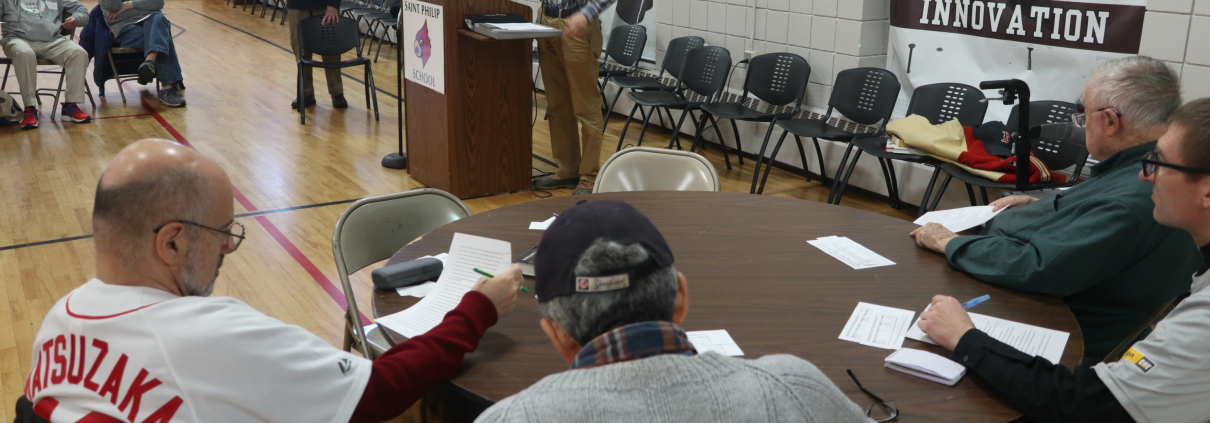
[377,234,512,338]
[838,302,916,350]
[904,307,1070,363]
[687,330,744,356]
[913,206,1003,233]
[807,236,895,269]
[884,348,966,386]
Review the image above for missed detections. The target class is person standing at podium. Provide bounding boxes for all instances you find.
[534,0,613,194]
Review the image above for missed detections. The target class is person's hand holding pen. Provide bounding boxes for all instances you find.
[472,265,524,319]
[917,295,985,351]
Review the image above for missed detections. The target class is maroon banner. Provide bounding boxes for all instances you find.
[891,0,1145,54]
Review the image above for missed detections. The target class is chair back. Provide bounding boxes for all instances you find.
[828,67,901,128]
[1006,100,1079,129]
[604,24,647,70]
[742,52,810,113]
[660,36,705,80]
[1006,101,1085,173]
[906,83,987,127]
[298,16,363,58]
[676,46,731,101]
[594,147,721,193]
[331,189,471,355]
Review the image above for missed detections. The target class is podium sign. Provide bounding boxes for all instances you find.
[402,1,446,94]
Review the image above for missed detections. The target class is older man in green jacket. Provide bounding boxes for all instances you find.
[911,56,1201,362]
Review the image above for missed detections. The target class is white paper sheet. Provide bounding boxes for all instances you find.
[687,330,744,356]
[487,22,557,31]
[393,254,450,298]
[529,216,557,230]
[913,206,1003,233]
[807,236,895,269]
[376,234,511,338]
[905,306,1070,363]
[839,302,916,350]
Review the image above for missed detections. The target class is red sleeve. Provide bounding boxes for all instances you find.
[348,291,498,423]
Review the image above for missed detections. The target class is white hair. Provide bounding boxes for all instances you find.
[1087,56,1181,130]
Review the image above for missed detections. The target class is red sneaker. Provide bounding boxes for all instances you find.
[20,107,38,130]
[61,103,91,123]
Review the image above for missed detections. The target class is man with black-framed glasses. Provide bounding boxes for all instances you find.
[919,98,1210,423]
[23,139,526,422]
[911,56,1201,363]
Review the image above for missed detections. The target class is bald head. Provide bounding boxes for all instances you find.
[93,139,233,259]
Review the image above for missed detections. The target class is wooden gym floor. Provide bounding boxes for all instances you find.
[0,0,913,419]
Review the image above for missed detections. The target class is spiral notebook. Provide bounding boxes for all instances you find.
[883,348,966,386]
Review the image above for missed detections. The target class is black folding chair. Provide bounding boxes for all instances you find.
[615,46,733,166]
[832,83,987,213]
[924,101,1084,210]
[296,16,380,124]
[604,35,703,135]
[599,25,647,116]
[363,3,400,63]
[751,67,900,194]
[696,52,810,174]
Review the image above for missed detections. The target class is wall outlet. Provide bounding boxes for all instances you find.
[744,50,758,61]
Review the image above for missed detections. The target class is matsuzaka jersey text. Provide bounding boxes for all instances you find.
[26,279,372,422]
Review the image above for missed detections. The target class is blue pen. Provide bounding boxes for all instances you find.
[961,294,990,309]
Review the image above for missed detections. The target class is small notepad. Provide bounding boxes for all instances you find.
[884,348,966,386]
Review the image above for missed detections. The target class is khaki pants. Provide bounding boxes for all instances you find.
[1,37,89,109]
[538,14,604,180]
[289,8,344,97]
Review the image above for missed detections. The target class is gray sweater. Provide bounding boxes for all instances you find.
[98,0,163,38]
[475,352,875,423]
[0,0,89,42]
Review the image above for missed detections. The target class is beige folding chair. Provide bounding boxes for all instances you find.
[331,188,472,359]
[593,146,721,193]
[105,46,154,103]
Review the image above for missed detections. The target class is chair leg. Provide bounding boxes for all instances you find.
[708,115,732,169]
[980,187,990,205]
[792,135,810,183]
[84,83,96,109]
[365,64,379,121]
[929,174,954,212]
[662,107,676,135]
[616,103,640,151]
[656,102,669,134]
[271,3,279,21]
[1,63,10,90]
[918,165,941,217]
[728,119,745,166]
[758,130,794,194]
[688,111,707,153]
[374,26,389,63]
[280,8,288,24]
[298,65,306,125]
[828,143,857,204]
[636,105,653,147]
[750,124,781,194]
[260,0,270,18]
[602,87,625,134]
[667,107,694,152]
[598,77,611,112]
[878,158,901,209]
[51,70,66,120]
[833,149,864,205]
[963,183,977,206]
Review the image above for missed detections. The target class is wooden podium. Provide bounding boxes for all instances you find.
[403,0,534,199]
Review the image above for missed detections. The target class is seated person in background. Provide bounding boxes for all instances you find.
[910,56,1201,362]
[918,98,1210,423]
[475,200,872,423]
[24,139,523,422]
[99,0,185,107]
[0,0,92,129]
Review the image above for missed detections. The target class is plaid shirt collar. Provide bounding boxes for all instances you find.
[570,321,696,370]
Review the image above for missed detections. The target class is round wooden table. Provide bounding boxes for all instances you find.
[374,191,1083,422]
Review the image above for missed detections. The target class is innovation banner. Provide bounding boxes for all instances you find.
[888,0,1147,121]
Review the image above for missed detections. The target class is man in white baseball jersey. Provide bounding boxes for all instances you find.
[23,139,523,422]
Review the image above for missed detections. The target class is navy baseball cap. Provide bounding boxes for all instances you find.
[534,200,674,302]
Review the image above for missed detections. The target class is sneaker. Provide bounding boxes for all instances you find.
[533,176,579,189]
[572,179,594,195]
[137,60,157,85]
[159,86,186,107]
[61,103,91,123]
[291,96,317,110]
[20,106,38,129]
[332,95,348,109]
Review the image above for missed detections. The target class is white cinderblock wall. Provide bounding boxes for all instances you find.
[1140,0,1210,100]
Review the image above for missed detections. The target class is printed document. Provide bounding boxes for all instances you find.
[687,330,744,356]
[913,206,1003,233]
[808,236,895,269]
[377,234,511,338]
[905,306,1070,363]
[839,302,916,350]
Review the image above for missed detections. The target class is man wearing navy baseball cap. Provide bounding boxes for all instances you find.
[475,200,870,423]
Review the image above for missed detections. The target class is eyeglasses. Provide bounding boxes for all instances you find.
[1071,105,1122,128]
[1142,151,1210,177]
[153,220,246,253]
[847,369,898,422]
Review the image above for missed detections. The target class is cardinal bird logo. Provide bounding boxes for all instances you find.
[414,21,432,67]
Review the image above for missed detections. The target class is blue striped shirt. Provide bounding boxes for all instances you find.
[543,0,617,23]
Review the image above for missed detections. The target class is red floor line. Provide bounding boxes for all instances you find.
[137,97,371,326]
[95,113,153,120]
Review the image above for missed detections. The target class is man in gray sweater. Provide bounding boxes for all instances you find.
[99,0,185,107]
[0,0,92,129]
[475,200,873,423]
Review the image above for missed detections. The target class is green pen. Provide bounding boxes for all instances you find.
[474,268,529,292]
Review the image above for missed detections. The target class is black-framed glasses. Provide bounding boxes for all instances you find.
[1143,151,1210,177]
[154,220,246,253]
[1071,105,1122,128]
[847,369,898,422]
